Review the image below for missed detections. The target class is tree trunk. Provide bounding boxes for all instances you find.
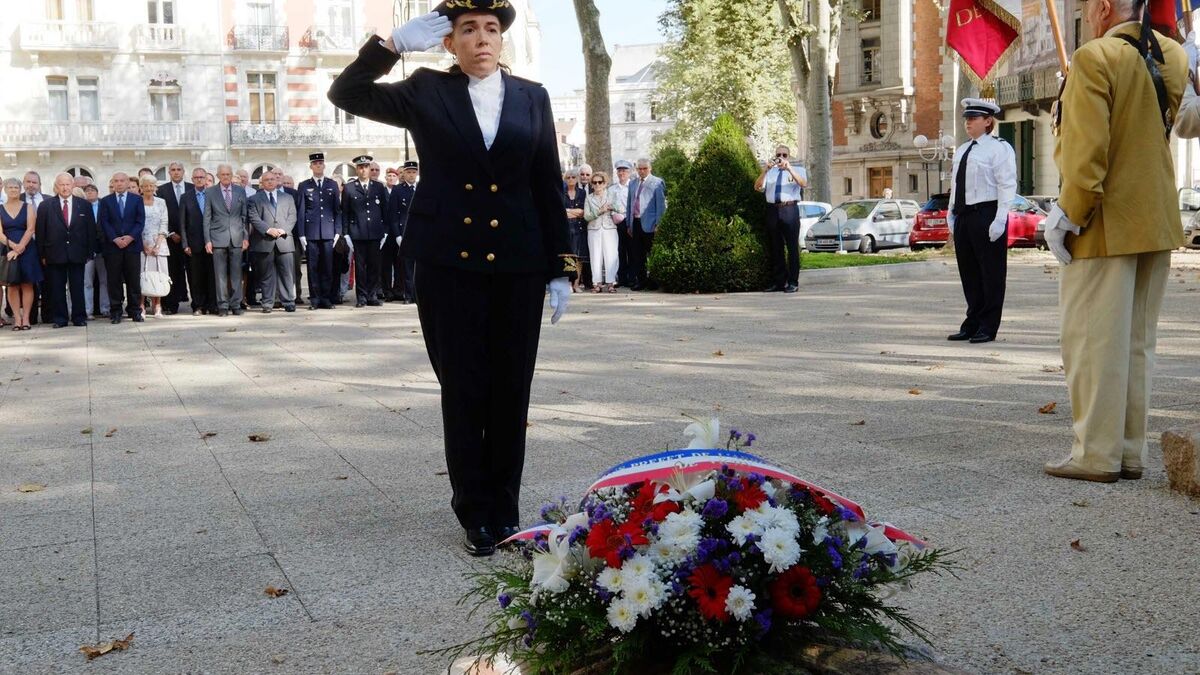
[572,0,613,172]
[779,0,841,204]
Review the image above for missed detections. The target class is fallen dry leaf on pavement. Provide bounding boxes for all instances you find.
[1041,365,1064,373]
[79,633,134,661]
[879,351,895,355]
[264,586,289,598]
[926,364,944,371]
[712,350,724,357]
[850,420,866,426]
[334,476,349,481]
[248,434,271,442]
[1039,402,1058,415]
[435,470,449,476]
[17,483,47,493]
[1070,539,1086,552]
[104,428,118,438]
[201,432,218,439]
[1072,500,1089,508]
[908,389,922,395]
[81,428,93,435]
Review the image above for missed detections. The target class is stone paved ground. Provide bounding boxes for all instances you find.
[2,251,1199,675]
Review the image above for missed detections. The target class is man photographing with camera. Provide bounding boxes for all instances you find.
[755,144,809,293]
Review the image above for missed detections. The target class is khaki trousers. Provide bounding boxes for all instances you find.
[1059,250,1171,472]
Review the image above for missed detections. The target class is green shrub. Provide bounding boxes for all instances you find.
[648,114,771,293]
[651,145,688,201]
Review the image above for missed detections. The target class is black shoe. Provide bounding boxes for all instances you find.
[53,322,67,328]
[232,309,244,316]
[131,314,144,323]
[969,332,995,344]
[783,284,798,293]
[464,527,496,557]
[764,285,784,292]
[217,309,228,317]
[284,305,296,313]
[261,307,272,314]
[355,302,366,308]
[110,315,121,324]
[947,331,972,341]
[73,321,86,327]
[492,525,520,543]
[366,300,382,307]
[308,303,319,311]
[630,284,644,291]
[319,302,333,309]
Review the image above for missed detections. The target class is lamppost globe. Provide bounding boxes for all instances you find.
[940,135,956,149]
[913,134,930,149]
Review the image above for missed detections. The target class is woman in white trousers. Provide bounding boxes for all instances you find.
[583,171,624,293]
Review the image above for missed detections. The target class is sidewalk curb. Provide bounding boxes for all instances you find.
[798,259,954,287]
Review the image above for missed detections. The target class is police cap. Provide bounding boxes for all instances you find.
[309,152,325,163]
[353,155,374,166]
[402,160,419,171]
[961,98,1001,118]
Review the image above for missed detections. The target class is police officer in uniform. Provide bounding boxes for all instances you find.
[387,160,419,303]
[297,152,342,310]
[342,154,389,307]
[329,0,572,556]
[946,98,1016,344]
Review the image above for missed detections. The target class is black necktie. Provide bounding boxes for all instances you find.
[953,141,976,215]
[269,192,276,210]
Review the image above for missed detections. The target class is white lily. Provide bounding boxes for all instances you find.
[683,416,721,449]
[530,533,574,594]
[654,468,716,504]
[843,521,899,559]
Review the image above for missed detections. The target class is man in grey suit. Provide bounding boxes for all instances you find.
[248,171,298,313]
[204,163,249,316]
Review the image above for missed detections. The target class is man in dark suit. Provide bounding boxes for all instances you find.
[297,152,342,310]
[342,154,389,307]
[203,163,250,316]
[180,167,216,315]
[22,171,54,325]
[98,172,146,323]
[248,171,298,312]
[155,161,193,314]
[36,173,95,327]
[387,160,419,303]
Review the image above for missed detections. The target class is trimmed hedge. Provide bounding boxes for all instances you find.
[648,114,771,293]
[651,145,688,202]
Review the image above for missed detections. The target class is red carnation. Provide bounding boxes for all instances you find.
[629,482,680,523]
[586,518,649,568]
[770,566,821,620]
[732,484,768,512]
[687,564,734,622]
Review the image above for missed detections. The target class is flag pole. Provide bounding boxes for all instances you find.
[1045,0,1070,76]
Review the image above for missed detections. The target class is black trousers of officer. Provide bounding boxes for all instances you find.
[305,239,335,305]
[380,238,400,298]
[163,237,188,312]
[766,202,801,288]
[104,247,141,318]
[616,225,634,286]
[398,256,416,302]
[188,250,216,312]
[415,263,545,531]
[352,239,381,303]
[953,201,1007,338]
[45,262,86,325]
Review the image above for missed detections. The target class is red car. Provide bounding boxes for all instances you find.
[909,193,1044,249]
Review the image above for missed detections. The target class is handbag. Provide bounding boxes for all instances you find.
[0,245,18,285]
[140,256,172,298]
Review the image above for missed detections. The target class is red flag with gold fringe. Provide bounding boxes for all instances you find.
[945,0,1020,87]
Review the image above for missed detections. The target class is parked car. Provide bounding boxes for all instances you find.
[796,201,833,250]
[1179,188,1200,249]
[804,199,920,253]
[906,195,1046,249]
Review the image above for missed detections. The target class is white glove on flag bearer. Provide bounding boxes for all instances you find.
[1043,204,1080,267]
[392,12,452,53]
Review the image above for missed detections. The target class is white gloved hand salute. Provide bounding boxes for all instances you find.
[391,12,452,53]
[547,277,571,325]
[1043,204,1080,266]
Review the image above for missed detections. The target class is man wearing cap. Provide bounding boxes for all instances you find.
[297,152,342,310]
[611,160,635,287]
[342,155,389,307]
[1042,1,1187,483]
[945,98,1016,344]
[380,166,402,300]
[329,0,571,556]
[387,160,419,303]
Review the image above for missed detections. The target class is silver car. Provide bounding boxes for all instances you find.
[805,199,920,253]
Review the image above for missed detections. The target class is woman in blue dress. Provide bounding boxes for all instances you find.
[1,177,41,330]
[563,169,588,292]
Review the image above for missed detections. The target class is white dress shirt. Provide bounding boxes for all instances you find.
[468,69,505,150]
[946,133,1017,230]
[763,164,807,203]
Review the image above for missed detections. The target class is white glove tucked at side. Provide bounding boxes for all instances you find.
[1043,204,1081,266]
[547,277,571,325]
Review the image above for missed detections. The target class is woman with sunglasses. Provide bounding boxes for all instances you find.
[584,171,624,293]
[563,169,588,292]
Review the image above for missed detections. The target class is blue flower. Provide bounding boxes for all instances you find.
[701,498,729,520]
[746,472,765,486]
[826,544,843,570]
[730,428,742,441]
[745,433,756,447]
[522,634,533,648]
[498,593,512,609]
[853,560,871,580]
[753,608,772,635]
[520,610,537,630]
[696,537,724,563]
[836,505,859,523]
[567,525,588,546]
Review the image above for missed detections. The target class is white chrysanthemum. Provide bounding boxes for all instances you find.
[606,597,640,633]
[622,554,654,581]
[647,538,687,563]
[624,577,664,616]
[759,527,802,573]
[725,585,756,621]
[661,510,703,540]
[596,566,626,593]
[750,505,800,537]
[726,514,761,546]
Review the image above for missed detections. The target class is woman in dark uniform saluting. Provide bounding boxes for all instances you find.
[329,1,572,557]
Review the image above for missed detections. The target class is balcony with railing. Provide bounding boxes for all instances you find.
[301,25,375,53]
[228,120,408,147]
[19,21,118,52]
[0,121,224,150]
[995,68,1061,108]
[230,25,289,52]
[135,23,186,51]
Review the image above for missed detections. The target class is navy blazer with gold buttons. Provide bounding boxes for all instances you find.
[341,178,389,241]
[328,37,570,278]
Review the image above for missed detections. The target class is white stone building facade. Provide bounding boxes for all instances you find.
[0,0,542,191]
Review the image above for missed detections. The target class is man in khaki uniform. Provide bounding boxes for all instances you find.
[1043,0,1187,483]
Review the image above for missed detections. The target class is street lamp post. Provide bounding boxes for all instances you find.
[395,0,413,161]
[913,133,956,200]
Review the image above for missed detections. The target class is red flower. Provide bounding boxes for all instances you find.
[770,566,821,620]
[586,517,648,568]
[812,493,837,517]
[732,484,768,512]
[687,564,734,622]
[629,482,680,523]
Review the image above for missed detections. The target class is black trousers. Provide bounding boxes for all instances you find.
[766,203,801,287]
[415,263,546,530]
[616,224,634,286]
[398,256,416,301]
[188,250,217,312]
[104,247,141,317]
[380,238,400,297]
[306,239,335,305]
[352,239,381,303]
[163,237,188,311]
[953,202,1007,338]
[631,219,656,287]
[45,262,86,324]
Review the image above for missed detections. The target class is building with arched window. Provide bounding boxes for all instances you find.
[0,0,542,194]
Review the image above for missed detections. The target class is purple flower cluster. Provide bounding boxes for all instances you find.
[701,498,728,519]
